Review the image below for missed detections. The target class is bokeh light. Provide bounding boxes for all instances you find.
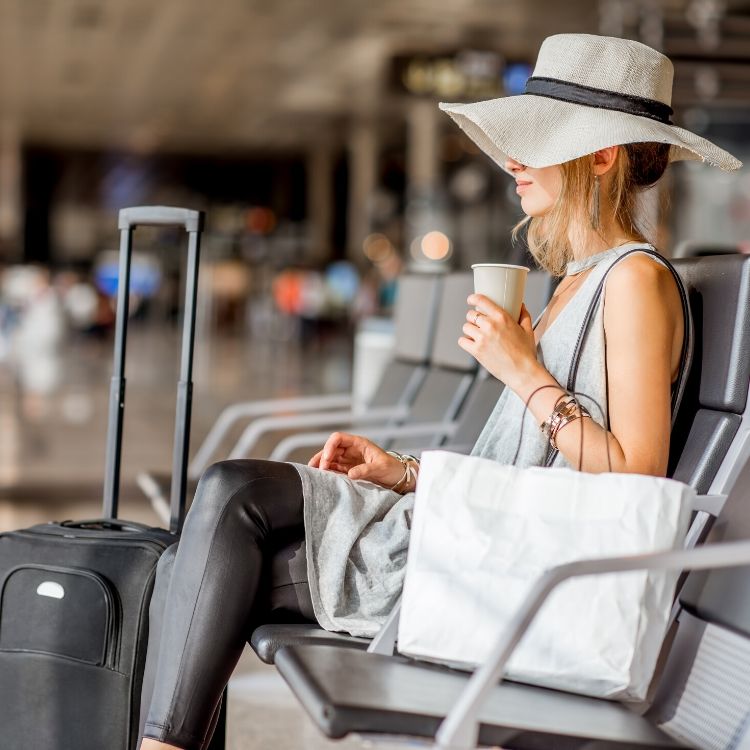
[245,206,277,235]
[420,231,451,261]
[363,233,395,264]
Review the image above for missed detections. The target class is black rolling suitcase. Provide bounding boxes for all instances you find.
[0,207,215,750]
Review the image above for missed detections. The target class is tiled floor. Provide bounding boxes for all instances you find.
[0,322,402,750]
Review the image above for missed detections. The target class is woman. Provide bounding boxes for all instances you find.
[139,33,740,749]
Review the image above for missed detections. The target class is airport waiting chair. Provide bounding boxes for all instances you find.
[248,255,750,665]
[522,267,557,320]
[272,254,750,748]
[215,272,479,462]
[265,269,553,462]
[667,255,750,545]
[265,368,503,463]
[276,465,750,750]
[136,273,443,513]
[672,241,739,258]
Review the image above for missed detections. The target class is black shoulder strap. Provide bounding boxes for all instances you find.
[544,247,693,468]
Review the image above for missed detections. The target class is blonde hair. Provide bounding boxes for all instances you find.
[513,142,671,277]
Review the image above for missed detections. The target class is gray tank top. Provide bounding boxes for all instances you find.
[471,243,667,468]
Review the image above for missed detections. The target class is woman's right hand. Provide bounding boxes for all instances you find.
[308,432,405,488]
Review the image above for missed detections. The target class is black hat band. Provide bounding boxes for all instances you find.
[524,76,674,124]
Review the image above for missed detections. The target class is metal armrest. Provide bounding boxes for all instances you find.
[226,406,408,460]
[691,494,726,515]
[268,422,459,461]
[187,393,354,477]
[367,599,402,656]
[436,536,750,749]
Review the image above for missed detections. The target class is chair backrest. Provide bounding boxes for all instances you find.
[673,241,740,258]
[647,257,750,748]
[427,272,476,373]
[365,274,443,409]
[669,255,750,496]
[650,457,750,749]
[447,370,505,451]
[391,274,443,364]
[389,273,477,450]
[524,270,555,321]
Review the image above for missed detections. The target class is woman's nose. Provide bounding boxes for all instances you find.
[505,156,526,173]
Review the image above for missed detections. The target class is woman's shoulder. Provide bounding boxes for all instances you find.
[606,246,676,294]
[604,247,682,321]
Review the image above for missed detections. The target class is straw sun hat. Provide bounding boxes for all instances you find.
[440,34,742,172]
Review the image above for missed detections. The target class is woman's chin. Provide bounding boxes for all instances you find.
[519,195,555,218]
[520,205,547,219]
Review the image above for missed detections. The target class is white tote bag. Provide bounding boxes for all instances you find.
[397,450,694,701]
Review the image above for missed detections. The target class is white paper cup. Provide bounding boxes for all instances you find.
[471,263,530,321]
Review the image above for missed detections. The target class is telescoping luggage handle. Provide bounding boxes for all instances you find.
[103,206,205,534]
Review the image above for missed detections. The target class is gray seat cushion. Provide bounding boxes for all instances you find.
[275,645,681,749]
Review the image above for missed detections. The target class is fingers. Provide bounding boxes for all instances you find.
[462,321,479,341]
[465,308,485,328]
[519,303,534,327]
[319,431,365,471]
[309,447,351,470]
[318,432,345,470]
[458,335,478,356]
[347,463,368,480]
[308,449,323,467]
[467,294,507,319]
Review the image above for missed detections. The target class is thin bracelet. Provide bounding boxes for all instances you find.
[386,450,421,467]
[386,451,420,492]
[540,394,592,449]
[548,399,592,450]
[540,393,576,444]
[389,464,409,491]
[550,410,591,450]
[396,460,419,493]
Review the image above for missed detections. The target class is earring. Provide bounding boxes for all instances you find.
[590,175,601,231]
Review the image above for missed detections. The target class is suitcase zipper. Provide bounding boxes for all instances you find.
[8,526,173,553]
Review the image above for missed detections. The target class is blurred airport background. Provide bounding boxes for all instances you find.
[1,1,749,746]
[2,0,750,513]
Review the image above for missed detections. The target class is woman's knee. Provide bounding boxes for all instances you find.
[189,460,261,524]
[188,459,299,529]
[199,459,264,497]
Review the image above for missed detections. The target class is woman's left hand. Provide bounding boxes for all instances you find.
[458,295,540,392]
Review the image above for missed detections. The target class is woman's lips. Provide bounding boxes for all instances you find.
[515,181,532,194]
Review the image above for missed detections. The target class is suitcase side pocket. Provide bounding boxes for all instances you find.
[0,564,119,668]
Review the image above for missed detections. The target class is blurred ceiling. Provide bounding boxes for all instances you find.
[1,0,749,153]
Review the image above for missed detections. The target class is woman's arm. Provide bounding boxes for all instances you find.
[460,255,682,475]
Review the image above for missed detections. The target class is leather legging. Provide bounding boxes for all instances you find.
[139,459,314,750]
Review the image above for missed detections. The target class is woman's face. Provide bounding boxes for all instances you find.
[505,157,562,217]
